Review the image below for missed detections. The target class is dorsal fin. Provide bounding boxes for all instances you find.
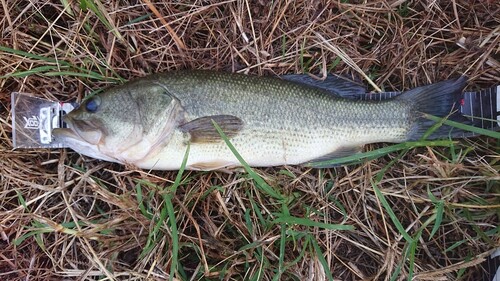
[281,74,366,99]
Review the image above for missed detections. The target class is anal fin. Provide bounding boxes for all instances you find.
[306,145,363,168]
[189,160,240,172]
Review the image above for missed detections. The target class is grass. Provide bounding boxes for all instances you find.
[1,0,499,280]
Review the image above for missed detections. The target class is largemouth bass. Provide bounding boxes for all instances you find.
[53,70,468,170]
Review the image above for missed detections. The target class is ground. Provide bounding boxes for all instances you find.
[0,1,499,280]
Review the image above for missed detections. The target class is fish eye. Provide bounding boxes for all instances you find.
[85,96,101,113]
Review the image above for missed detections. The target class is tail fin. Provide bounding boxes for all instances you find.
[397,76,471,140]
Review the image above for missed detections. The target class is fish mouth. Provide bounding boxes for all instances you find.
[52,126,81,142]
[52,118,118,163]
[52,116,103,145]
[52,115,81,143]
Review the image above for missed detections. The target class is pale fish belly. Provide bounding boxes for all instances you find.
[133,124,408,170]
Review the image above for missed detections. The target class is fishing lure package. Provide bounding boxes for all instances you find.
[11,92,77,149]
[10,85,500,149]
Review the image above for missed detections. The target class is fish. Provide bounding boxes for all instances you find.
[52,70,469,171]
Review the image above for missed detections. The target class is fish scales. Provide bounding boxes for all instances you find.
[132,71,409,169]
[53,70,467,170]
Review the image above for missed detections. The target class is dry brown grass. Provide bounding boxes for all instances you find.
[1,0,499,280]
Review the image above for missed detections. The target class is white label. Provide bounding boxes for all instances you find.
[22,115,40,129]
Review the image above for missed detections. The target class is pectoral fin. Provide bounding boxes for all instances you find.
[306,145,363,168]
[179,115,243,143]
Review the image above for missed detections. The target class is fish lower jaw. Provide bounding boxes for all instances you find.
[68,144,120,164]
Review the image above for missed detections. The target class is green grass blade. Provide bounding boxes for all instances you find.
[126,13,152,25]
[309,235,334,281]
[407,231,421,281]
[375,149,409,182]
[244,209,254,237]
[331,198,348,223]
[43,71,115,81]
[273,224,286,281]
[0,65,58,78]
[135,183,153,220]
[80,0,134,52]
[307,140,454,167]
[424,114,500,139]
[14,228,52,246]
[427,187,444,240]
[0,45,121,81]
[273,215,354,231]
[281,35,287,58]
[16,190,27,210]
[389,262,403,281]
[462,209,493,244]
[238,241,264,252]
[34,232,46,251]
[372,181,413,243]
[421,113,451,140]
[457,254,472,279]
[212,120,284,200]
[250,198,269,229]
[141,203,168,258]
[282,236,309,272]
[164,194,179,281]
[59,0,75,16]
[445,240,467,253]
[0,45,69,65]
[163,143,190,281]
[327,56,342,72]
[169,142,190,194]
[430,204,443,240]
[80,0,112,31]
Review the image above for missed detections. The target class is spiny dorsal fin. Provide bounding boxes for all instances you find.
[305,145,363,168]
[281,74,366,99]
[179,115,243,143]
